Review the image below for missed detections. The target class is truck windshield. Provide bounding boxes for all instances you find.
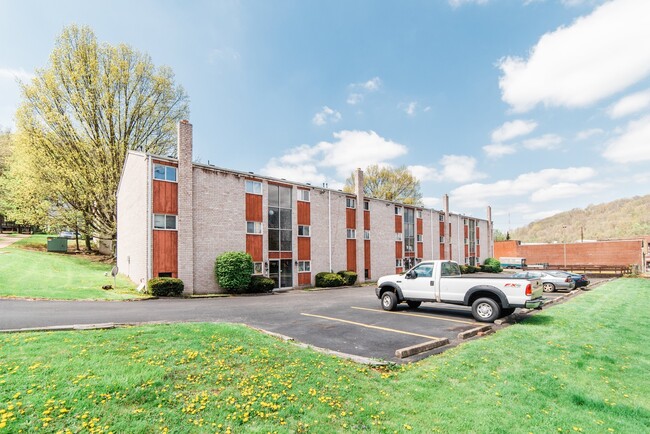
[441,261,461,277]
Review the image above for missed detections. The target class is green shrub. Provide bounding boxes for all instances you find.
[337,270,358,286]
[315,272,346,288]
[215,252,253,293]
[147,277,184,296]
[246,275,276,293]
[481,257,503,273]
[460,265,480,274]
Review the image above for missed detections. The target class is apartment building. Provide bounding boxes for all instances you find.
[117,121,494,294]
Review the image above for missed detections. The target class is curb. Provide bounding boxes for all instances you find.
[395,337,450,359]
[457,325,492,340]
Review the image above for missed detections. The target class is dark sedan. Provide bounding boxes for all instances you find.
[547,270,590,288]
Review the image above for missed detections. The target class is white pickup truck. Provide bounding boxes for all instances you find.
[375,260,544,322]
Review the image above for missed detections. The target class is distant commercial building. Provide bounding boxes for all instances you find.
[117,121,494,294]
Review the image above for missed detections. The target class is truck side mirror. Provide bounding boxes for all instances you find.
[406,271,415,279]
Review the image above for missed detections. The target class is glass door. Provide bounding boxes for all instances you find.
[269,260,293,289]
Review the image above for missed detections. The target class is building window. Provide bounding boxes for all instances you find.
[464,238,469,245]
[246,221,263,234]
[245,180,262,195]
[439,214,444,221]
[298,225,310,237]
[346,198,356,209]
[364,230,370,240]
[417,234,423,242]
[364,201,370,211]
[253,262,263,275]
[158,272,173,278]
[396,259,403,267]
[298,261,311,272]
[395,206,402,215]
[404,208,414,253]
[439,236,445,243]
[416,210,422,219]
[268,184,292,251]
[395,232,403,241]
[153,164,177,182]
[154,214,177,230]
[476,239,480,244]
[298,189,310,202]
[347,229,356,239]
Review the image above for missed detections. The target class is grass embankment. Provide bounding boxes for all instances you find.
[0,234,143,300]
[1,279,649,433]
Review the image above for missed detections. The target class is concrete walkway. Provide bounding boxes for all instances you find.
[0,234,29,249]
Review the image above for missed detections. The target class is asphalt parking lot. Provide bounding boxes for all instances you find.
[0,281,602,364]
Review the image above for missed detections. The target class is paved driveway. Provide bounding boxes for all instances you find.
[0,286,485,363]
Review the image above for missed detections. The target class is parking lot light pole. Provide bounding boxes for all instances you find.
[562,225,567,269]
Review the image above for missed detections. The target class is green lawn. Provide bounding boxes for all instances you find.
[0,234,145,300]
[0,279,648,433]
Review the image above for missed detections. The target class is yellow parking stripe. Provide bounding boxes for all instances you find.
[351,306,477,325]
[300,313,439,340]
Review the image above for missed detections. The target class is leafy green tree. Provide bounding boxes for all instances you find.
[493,229,507,242]
[8,25,189,246]
[344,164,422,205]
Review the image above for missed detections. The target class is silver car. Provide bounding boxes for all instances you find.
[512,271,575,293]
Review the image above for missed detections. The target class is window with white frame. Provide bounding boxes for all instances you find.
[246,221,263,234]
[364,230,370,240]
[346,197,356,209]
[298,189,310,202]
[439,236,445,243]
[298,225,310,236]
[298,261,311,272]
[363,201,370,211]
[253,262,263,274]
[154,214,177,230]
[396,259,403,267]
[395,206,402,215]
[245,180,262,195]
[395,232,403,241]
[153,164,177,182]
[346,229,356,239]
[476,239,480,244]
[417,234,423,242]
[464,238,469,245]
[416,210,422,219]
[439,214,445,221]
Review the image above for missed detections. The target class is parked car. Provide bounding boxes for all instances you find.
[546,270,590,288]
[511,271,575,293]
[59,231,75,239]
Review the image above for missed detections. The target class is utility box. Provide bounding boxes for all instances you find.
[47,237,68,252]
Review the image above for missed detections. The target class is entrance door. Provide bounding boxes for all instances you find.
[269,259,293,289]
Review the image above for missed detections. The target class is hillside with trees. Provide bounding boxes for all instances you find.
[509,194,650,243]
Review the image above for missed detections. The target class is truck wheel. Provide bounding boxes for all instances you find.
[543,282,556,293]
[471,297,501,322]
[381,292,398,311]
[406,301,421,309]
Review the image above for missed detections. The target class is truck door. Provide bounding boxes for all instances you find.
[400,262,435,299]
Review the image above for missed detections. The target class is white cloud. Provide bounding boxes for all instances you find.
[408,155,486,184]
[347,77,381,105]
[360,77,381,92]
[450,166,597,207]
[261,130,408,183]
[522,134,563,150]
[498,0,650,112]
[421,197,440,208]
[312,106,341,126]
[602,114,650,163]
[530,182,604,202]
[575,128,604,140]
[448,0,488,7]
[400,101,418,116]
[523,209,563,221]
[607,88,650,119]
[491,119,537,143]
[347,93,363,105]
[0,67,34,82]
[483,143,517,158]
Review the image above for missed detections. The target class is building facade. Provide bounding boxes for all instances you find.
[117,121,494,294]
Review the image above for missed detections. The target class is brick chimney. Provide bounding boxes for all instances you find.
[177,120,194,294]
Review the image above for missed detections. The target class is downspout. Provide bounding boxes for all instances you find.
[328,190,332,272]
[430,210,434,260]
[146,156,153,282]
[457,216,462,263]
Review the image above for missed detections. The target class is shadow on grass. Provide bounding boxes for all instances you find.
[519,314,554,325]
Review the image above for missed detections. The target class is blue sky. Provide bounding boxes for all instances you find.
[1,0,649,233]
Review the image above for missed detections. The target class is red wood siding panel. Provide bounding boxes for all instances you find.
[153,230,178,277]
[395,241,403,258]
[439,221,445,235]
[152,159,177,168]
[476,227,480,238]
[364,240,371,269]
[396,268,403,274]
[297,201,311,225]
[246,235,263,261]
[347,239,357,272]
[395,215,403,232]
[364,211,370,230]
[405,251,415,258]
[439,244,445,259]
[298,273,311,286]
[346,208,356,229]
[416,218,423,235]
[477,245,481,258]
[246,193,263,222]
[152,180,178,215]
[298,237,311,261]
[268,252,292,259]
[464,226,469,238]
[465,245,469,257]
[417,242,423,258]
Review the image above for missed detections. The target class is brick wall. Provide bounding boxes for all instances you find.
[177,121,194,294]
